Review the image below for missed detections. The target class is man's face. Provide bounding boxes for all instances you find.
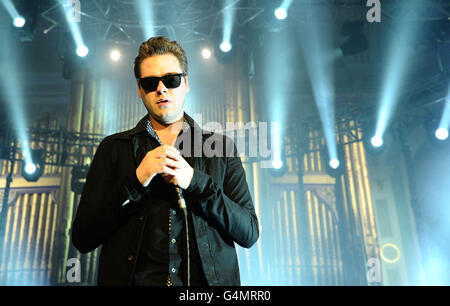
[137,53,189,124]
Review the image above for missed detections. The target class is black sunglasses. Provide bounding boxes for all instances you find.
[138,73,186,93]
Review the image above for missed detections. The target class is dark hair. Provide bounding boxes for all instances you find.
[133,36,188,79]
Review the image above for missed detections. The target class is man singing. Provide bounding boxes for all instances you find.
[71,37,259,286]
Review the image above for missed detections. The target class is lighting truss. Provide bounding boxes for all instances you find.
[37,0,265,45]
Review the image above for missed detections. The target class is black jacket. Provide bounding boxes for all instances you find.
[71,113,260,286]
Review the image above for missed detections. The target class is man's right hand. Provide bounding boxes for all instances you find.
[136,145,181,187]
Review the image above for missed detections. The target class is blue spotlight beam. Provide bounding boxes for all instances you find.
[58,0,87,56]
[298,6,337,162]
[438,82,450,132]
[0,30,32,165]
[262,32,290,163]
[375,0,426,140]
[221,0,240,51]
[280,0,293,11]
[1,0,22,21]
[134,0,155,39]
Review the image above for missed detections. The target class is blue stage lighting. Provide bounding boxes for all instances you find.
[202,48,212,59]
[375,0,424,143]
[274,8,287,20]
[435,128,449,141]
[329,158,340,169]
[24,163,37,175]
[220,41,232,53]
[274,0,292,20]
[13,16,25,28]
[60,0,89,58]
[21,149,44,182]
[76,45,89,57]
[134,0,155,39]
[221,0,236,58]
[272,159,283,169]
[0,28,34,170]
[110,49,121,62]
[370,135,384,148]
[298,5,337,178]
[322,146,345,178]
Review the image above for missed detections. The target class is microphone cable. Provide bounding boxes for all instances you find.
[175,186,190,286]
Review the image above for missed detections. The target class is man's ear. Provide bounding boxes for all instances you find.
[137,80,142,98]
[184,75,190,94]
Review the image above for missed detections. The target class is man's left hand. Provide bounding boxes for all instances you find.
[161,154,194,189]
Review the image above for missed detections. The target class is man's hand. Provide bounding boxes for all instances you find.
[136,145,193,189]
[160,153,194,190]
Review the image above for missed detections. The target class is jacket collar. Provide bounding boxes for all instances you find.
[115,112,201,140]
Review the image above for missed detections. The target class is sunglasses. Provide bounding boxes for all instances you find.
[138,73,186,93]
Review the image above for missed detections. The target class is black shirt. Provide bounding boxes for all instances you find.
[132,118,207,286]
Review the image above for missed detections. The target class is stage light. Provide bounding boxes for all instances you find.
[322,146,345,178]
[423,116,449,148]
[24,163,37,175]
[61,1,89,59]
[371,135,384,148]
[220,41,232,53]
[329,158,340,169]
[202,48,212,59]
[110,49,121,61]
[220,0,236,63]
[2,0,26,29]
[13,16,25,28]
[21,149,44,182]
[436,84,450,141]
[273,0,292,21]
[272,159,283,169]
[268,122,287,177]
[274,8,287,20]
[76,45,89,57]
[362,120,386,155]
[435,128,448,141]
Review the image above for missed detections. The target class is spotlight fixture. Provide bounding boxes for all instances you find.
[110,49,121,62]
[435,128,449,140]
[274,7,287,20]
[202,48,212,59]
[21,149,44,182]
[76,45,89,57]
[370,135,384,148]
[362,120,386,155]
[271,159,283,170]
[424,116,450,148]
[322,146,345,178]
[220,41,232,53]
[268,157,287,177]
[329,158,340,169]
[213,34,236,65]
[13,16,25,28]
[10,0,39,41]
